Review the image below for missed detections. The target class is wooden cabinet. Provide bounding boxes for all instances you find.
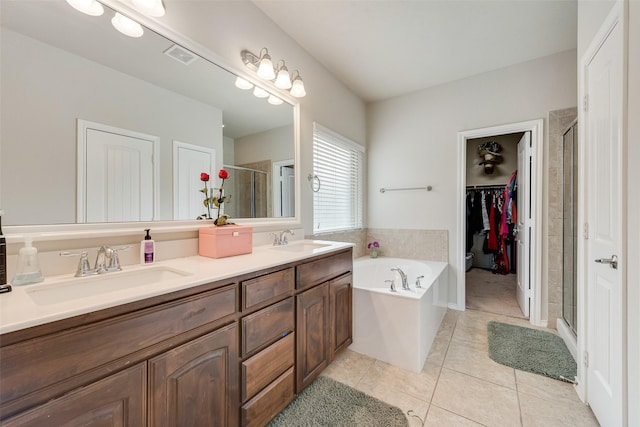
[149,323,239,427]
[296,282,330,391]
[2,363,146,427]
[329,273,353,362]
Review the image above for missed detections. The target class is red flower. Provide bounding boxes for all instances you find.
[200,172,210,182]
[218,169,229,180]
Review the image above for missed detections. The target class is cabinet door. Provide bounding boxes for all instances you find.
[3,363,146,427]
[296,283,329,391]
[149,323,239,427]
[329,273,353,362]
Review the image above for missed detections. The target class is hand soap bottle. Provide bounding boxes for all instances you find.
[11,236,44,286]
[140,229,155,264]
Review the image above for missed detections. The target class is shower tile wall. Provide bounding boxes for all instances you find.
[547,107,577,329]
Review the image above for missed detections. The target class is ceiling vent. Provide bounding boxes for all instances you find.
[163,44,197,65]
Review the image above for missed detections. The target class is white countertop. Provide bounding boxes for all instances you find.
[0,240,353,335]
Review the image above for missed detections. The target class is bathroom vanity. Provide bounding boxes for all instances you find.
[0,242,353,427]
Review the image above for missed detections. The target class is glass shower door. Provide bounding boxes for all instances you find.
[562,121,578,335]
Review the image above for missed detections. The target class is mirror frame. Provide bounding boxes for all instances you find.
[3,0,301,243]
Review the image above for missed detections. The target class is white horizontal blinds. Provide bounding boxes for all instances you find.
[313,123,364,233]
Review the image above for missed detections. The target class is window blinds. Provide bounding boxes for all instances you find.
[312,123,364,233]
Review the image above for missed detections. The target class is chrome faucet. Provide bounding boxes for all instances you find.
[272,229,294,246]
[61,245,130,276]
[391,267,410,290]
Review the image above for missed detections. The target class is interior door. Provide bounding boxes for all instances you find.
[281,165,295,217]
[85,128,155,222]
[516,132,531,318]
[585,17,624,426]
[173,141,215,220]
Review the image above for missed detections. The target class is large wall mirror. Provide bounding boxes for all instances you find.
[1,0,297,228]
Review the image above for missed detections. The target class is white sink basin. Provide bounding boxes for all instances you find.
[272,242,332,252]
[26,266,192,306]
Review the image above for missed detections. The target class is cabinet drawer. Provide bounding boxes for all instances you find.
[242,332,294,402]
[296,250,352,291]
[241,297,294,357]
[1,284,237,413]
[241,366,294,427]
[242,268,294,312]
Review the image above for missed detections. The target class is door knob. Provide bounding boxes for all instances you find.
[595,254,618,269]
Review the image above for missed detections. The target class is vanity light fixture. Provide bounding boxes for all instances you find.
[234,77,254,90]
[289,71,307,98]
[268,95,283,105]
[241,48,306,97]
[253,87,269,98]
[65,0,104,16]
[131,0,166,17]
[112,12,144,37]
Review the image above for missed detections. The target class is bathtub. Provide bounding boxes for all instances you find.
[350,257,449,372]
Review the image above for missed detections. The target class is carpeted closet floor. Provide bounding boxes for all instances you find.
[465,268,527,319]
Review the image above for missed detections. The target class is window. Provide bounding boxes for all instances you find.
[312,123,364,234]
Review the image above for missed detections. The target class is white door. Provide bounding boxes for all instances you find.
[84,129,155,222]
[516,132,531,318]
[281,165,295,217]
[173,141,215,220]
[585,17,624,426]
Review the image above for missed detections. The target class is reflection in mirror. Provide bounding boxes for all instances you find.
[0,0,295,226]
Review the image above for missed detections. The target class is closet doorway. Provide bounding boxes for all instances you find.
[457,120,543,325]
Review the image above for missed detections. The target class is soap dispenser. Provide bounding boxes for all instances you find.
[140,229,155,264]
[11,236,44,286]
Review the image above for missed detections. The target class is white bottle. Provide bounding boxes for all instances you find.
[11,236,44,285]
[140,229,155,264]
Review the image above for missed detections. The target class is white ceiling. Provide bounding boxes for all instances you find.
[253,0,578,102]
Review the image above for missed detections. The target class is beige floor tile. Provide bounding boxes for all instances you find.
[355,379,430,425]
[357,359,441,402]
[322,349,376,387]
[520,392,599,427]
[515,370,583,405]
[444,339,516,389]
[450,322,489,349]
[426,331,452,366]
[425,405,485,426]
[432,368,521,427]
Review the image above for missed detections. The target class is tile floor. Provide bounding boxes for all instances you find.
[322,309,599,427]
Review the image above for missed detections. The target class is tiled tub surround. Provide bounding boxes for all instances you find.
[311,228,448,262]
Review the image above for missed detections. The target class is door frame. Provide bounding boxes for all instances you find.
[576,0,627,411]
[272,159,295,217]
[456,119,544,326]
[76,119,160,223]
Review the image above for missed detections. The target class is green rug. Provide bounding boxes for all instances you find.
[487,321,577,382]
[267,376,408,427]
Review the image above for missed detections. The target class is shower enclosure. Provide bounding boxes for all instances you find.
[562,120,578,335]
[223,165,269,219]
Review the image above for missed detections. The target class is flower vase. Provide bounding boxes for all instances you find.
[370,248,378,258]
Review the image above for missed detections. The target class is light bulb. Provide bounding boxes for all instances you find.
[268,95,283,105]
[65,0,104,16]
[112,13,144,38]
[253,87,269,98]
[132,0,165,17]
[290,76,306,97]
[256,54,275,80]
[235,77,253,90]
[274,68,292,89]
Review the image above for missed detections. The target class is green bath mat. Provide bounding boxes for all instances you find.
[267,376,408,427]
[487,321,577,383]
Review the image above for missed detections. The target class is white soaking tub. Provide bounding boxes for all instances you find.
[350,257,449,372]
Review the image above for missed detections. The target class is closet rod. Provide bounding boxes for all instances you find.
[466,184,506,190]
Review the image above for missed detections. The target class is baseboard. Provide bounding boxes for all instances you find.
[556,318,578,361]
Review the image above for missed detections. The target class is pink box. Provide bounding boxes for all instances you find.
[199,225,253,258]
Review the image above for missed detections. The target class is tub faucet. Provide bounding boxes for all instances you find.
[391,267,410,290]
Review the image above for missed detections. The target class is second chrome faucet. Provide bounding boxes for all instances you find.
[390,267,410,290]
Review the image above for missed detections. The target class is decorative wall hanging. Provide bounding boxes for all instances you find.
[478,141,503,174]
